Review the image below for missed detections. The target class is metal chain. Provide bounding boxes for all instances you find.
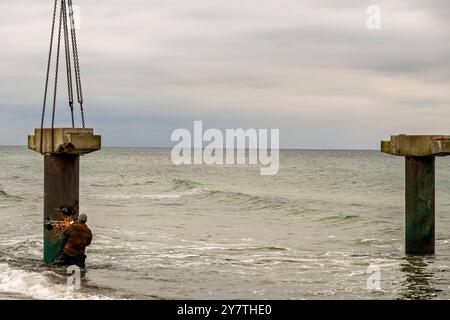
[62,0,75,128]
[51,1,64,153]
[68,0,85,128]
[41,0,87,146]
[40,0,59,154]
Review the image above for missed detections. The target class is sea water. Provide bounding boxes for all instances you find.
[1,147,449,299]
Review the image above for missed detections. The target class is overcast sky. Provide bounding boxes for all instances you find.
[0,0,449,148]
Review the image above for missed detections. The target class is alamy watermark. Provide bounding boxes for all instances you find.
[366,5,382,30]
[62,4,81,30]
[66,265,81,291]
[70,5,82,31]
[366,264,382,291]
[171,121,280,175]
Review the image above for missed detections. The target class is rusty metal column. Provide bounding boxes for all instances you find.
[405,156,435,255]
[44,154,80,263]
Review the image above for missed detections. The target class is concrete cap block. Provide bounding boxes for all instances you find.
[28,128,101,155]
[381,135,450,157]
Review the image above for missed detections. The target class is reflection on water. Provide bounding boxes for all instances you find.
[399,256,442,300]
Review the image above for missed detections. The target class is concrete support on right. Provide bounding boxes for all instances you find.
[381,135,450,255]
[405,156,435,255]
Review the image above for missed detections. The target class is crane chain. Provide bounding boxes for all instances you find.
[40,0,87,154]
[40,0,58,153]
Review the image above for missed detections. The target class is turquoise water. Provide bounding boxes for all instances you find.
[1,146,450,299]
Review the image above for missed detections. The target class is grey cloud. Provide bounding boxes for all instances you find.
[0,0,449,148]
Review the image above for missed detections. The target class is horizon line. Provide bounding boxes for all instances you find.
[0,144,378,151]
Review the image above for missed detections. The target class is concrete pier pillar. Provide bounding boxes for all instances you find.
[381,135,450,255]
[405,156,435,255]
[28,128,101,264]
[44,154,80,263]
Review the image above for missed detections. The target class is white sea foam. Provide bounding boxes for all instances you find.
[102,188,199,200]
[0,263,111,300]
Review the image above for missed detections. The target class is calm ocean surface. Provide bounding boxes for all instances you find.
[1,146,450,299]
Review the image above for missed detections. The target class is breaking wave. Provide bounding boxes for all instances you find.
[98,178,203,201]
[0,263,112,300]
[102,188,200,200]
[172,178,200,189]
[0,185,24,201]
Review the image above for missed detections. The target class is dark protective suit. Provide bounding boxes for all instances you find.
[53,222,92,268]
